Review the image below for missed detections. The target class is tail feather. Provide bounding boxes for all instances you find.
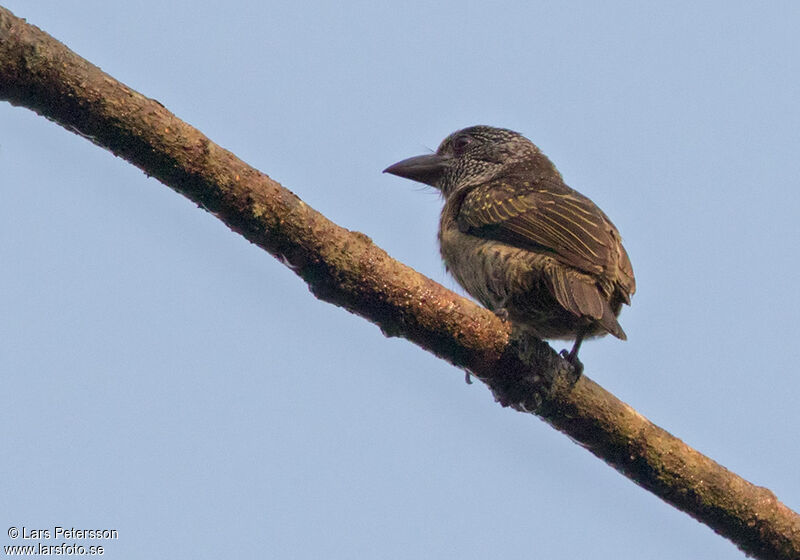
[598,301,626,340]
[546,266,626,340]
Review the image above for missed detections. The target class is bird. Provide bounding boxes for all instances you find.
[383,125,635,371]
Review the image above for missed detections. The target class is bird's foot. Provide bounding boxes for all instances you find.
[559,349,584,383]
[493,308,510,322]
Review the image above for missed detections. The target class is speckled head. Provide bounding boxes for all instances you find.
[383,126,539,195]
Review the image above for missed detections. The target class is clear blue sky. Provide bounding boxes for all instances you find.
[2,2,799,558]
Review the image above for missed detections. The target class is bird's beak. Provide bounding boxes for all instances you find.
[383,154,450,187]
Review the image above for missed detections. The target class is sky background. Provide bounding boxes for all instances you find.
[2,1,799,558]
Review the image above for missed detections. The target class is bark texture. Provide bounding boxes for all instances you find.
[1,7,798,559]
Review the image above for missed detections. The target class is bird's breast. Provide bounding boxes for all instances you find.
[438,220,546,312]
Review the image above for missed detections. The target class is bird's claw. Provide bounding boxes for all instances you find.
[494,308,510,322]
[559,349,584,383]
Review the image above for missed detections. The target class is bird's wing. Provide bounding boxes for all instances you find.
[616,241,636,302]
[457,178,620,278]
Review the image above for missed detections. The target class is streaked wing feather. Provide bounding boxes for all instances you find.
[617,243,636,299]
[458,180,616,276]
[548,265,603,319]
[457,176,633,338]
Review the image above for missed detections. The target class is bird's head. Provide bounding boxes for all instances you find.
[384,126,537,196]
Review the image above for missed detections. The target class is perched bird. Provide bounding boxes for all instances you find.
[384,126,635,368]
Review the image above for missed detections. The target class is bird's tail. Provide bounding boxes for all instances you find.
[546,265,627,340]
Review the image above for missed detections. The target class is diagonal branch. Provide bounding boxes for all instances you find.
[1,7,797,559]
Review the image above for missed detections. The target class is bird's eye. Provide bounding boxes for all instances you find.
[451,134,473,155]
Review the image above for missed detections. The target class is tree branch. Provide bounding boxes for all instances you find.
[1,7,797,559]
